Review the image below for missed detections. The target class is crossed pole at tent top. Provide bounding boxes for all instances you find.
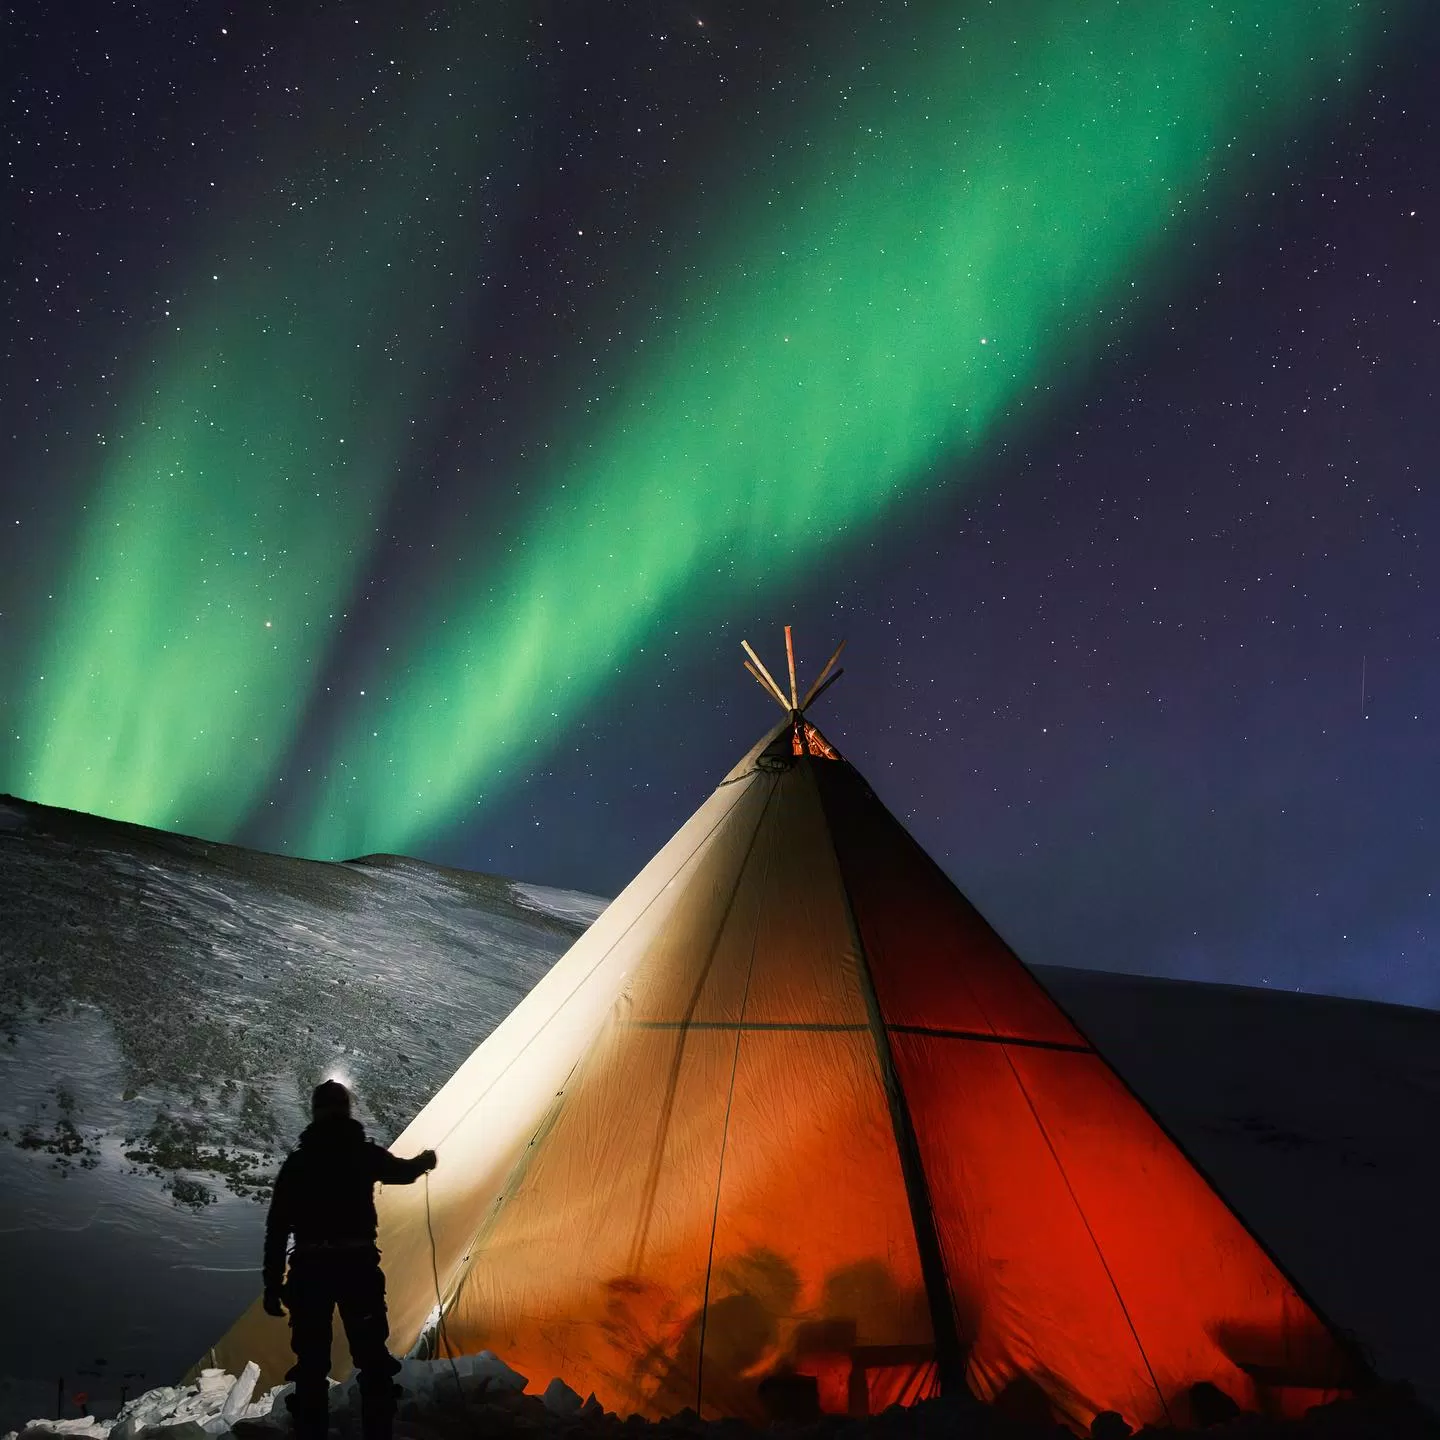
[741,627,846,715]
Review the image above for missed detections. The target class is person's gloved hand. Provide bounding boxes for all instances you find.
[263,1288,286,1318]
[419,1149,438,1173]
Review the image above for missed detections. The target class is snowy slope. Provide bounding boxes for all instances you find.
[2,795,1436,1430]
[0,796,598,1432]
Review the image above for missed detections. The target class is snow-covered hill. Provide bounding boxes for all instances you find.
[0,796,601,1432]
[2,794,1435,1431]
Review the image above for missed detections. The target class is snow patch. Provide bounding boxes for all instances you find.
[509,883,608,929]
[10,1369,284,1440]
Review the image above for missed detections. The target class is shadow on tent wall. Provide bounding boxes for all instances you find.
[582,1244,1358,1429]
[611,1249,936,1422]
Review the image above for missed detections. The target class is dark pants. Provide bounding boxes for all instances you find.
[284,1249,400,1440]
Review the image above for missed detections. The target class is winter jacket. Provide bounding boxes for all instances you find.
[263,1116,430,1292]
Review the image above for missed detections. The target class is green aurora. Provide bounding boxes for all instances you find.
[300,0,1399,859]
[7,1,1405,857]
[13,14,510,837]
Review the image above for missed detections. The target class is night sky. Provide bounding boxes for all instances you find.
[4,2,1438,1009]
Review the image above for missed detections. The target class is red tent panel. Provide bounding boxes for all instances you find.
[812,761,1085,1045]
[815,754,1360,1428]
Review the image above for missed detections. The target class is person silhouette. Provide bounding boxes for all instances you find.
[263,1080,436,1440]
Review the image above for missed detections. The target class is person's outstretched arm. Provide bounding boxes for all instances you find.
[369,1143,437,1186]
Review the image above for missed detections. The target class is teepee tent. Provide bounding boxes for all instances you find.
[207,636,1364,1431]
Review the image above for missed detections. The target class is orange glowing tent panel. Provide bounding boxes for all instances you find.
[811,757,1362,1425]
[203,656,1364,1432]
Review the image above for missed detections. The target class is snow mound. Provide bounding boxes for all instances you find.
[8,1365,276,1440]
[509,883,609,928]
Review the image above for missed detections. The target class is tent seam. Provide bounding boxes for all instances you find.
[809,760,966,1402]
[626,772,783,1273]
[693,783,780,1415]
[994,1044,1172,1423]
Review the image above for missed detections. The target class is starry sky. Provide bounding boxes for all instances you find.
[3,1,1438,1008]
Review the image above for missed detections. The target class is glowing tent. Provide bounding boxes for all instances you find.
[208,637,1364,1430]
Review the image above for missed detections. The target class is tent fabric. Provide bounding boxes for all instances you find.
[204,717,1361,1431]
[810,755,1357,1424]
[435,760,932,1421]
[204,725,787,1398]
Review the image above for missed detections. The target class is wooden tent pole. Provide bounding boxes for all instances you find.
[805,668,844,711]
[744,660,791,710]
[800,638,847,710]
[740,640,790,709]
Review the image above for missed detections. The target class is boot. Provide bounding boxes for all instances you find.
[358,1383,399,1440]
[283,1387,329,1440]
